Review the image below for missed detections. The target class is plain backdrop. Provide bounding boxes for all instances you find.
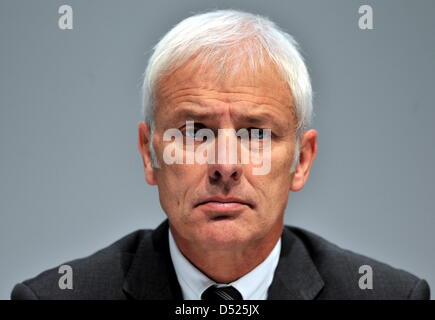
[1,0,434,299]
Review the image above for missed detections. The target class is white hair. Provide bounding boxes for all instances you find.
[141,10,313,172]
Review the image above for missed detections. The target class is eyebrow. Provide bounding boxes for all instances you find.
[238,114,271,125]
[173,109,210,122]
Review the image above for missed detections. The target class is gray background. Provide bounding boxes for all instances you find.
[1,0,434,300]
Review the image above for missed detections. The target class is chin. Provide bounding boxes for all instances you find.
[195,218,252,248]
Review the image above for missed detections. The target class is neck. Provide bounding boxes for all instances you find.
[170,222,283,283]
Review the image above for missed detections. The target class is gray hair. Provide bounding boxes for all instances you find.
[141,10,313,172]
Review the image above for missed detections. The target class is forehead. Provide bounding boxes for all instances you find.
[155,56,294,123]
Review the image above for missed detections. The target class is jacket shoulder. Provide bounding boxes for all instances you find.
[11,229,152,300]
[286,226,430,300]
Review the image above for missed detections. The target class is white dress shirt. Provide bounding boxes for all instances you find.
[168,228,281,300]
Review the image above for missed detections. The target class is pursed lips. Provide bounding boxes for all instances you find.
[194,196,253,216]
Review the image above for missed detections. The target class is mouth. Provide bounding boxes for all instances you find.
[194,196,253,219]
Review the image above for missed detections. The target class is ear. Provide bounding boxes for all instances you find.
[290,129,318,192]
[138,122,157,185]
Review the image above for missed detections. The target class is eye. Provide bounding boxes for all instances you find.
[181,123,206,138]
[248,128,267,140]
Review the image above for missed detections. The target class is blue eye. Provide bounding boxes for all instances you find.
[250,128,266,140]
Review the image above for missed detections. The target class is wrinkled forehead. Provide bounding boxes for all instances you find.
[155,53,294,110]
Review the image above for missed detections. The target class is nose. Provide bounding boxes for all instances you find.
[206,127,244,187]
[208,162,243,186]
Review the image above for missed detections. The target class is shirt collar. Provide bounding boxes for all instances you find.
[168,227,281,300]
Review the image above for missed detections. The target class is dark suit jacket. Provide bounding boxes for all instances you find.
[11,220,430,300]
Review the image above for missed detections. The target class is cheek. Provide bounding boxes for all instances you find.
[255,142,292,182]
[276,140,294,166]
[156,164,205,211]
[248,145,292,209]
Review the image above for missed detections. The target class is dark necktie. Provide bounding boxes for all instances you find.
[201,285,243,300]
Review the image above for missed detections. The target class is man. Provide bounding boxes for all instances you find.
[11,10,430,300]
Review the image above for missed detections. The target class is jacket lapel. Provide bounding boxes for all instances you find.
[122,220,183,300]
[267,227,324,300]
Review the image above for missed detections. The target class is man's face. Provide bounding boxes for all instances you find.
[139,59,316,251]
